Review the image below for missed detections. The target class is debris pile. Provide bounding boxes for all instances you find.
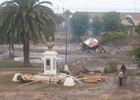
[12,72,107,87]
[83,74,107,83]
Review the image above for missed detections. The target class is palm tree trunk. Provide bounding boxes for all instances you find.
[23,40,31,67]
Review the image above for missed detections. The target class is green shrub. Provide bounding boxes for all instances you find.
[104,62,117,73]
[59,70,69,75]
[100,31,126,45]
[129,45,140,67]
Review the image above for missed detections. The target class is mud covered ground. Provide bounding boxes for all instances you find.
[0,42,140,100]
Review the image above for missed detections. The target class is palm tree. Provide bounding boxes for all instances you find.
[0,0,56,66]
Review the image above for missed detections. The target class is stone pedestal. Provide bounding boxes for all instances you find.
[43,51,58,75]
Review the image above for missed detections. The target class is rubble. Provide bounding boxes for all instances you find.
[12,72,107,87]
[12,73,82,87]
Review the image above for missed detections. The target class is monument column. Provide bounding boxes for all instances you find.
[43,37,58,75]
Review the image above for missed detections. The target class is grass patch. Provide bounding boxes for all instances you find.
[34,84,75,92]
[127,71,140,76]
[34,82,104,92]
[0,76,23,88]
[0,60,33,68]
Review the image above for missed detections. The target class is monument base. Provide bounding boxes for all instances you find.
[64,65,70,73]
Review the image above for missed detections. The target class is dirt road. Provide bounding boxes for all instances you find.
[0,43,140,100]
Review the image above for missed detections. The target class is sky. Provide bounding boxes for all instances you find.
[0,0,140,13]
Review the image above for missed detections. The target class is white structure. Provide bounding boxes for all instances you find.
[12,73,21,82]
[64,77,75,86]
[43,51,58,75]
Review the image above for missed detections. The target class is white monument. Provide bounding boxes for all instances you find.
[43,37,58,75]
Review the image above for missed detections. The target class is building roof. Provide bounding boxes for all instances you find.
[87,12,140,26]
[88,12,140,19]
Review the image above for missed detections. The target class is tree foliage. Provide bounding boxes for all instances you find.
[90,16,103,36]
[70,12,89,41]
[55,10,72,25]
[102,11,124,32]
[63,10,72,21]
[0,0,56,66]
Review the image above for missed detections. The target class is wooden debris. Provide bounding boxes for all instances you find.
[21,74,35,81]
[83,74,107,83]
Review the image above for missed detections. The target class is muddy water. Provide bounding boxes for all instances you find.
[0,44,138,71]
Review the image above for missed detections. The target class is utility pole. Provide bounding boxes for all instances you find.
[63,10,71,73]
